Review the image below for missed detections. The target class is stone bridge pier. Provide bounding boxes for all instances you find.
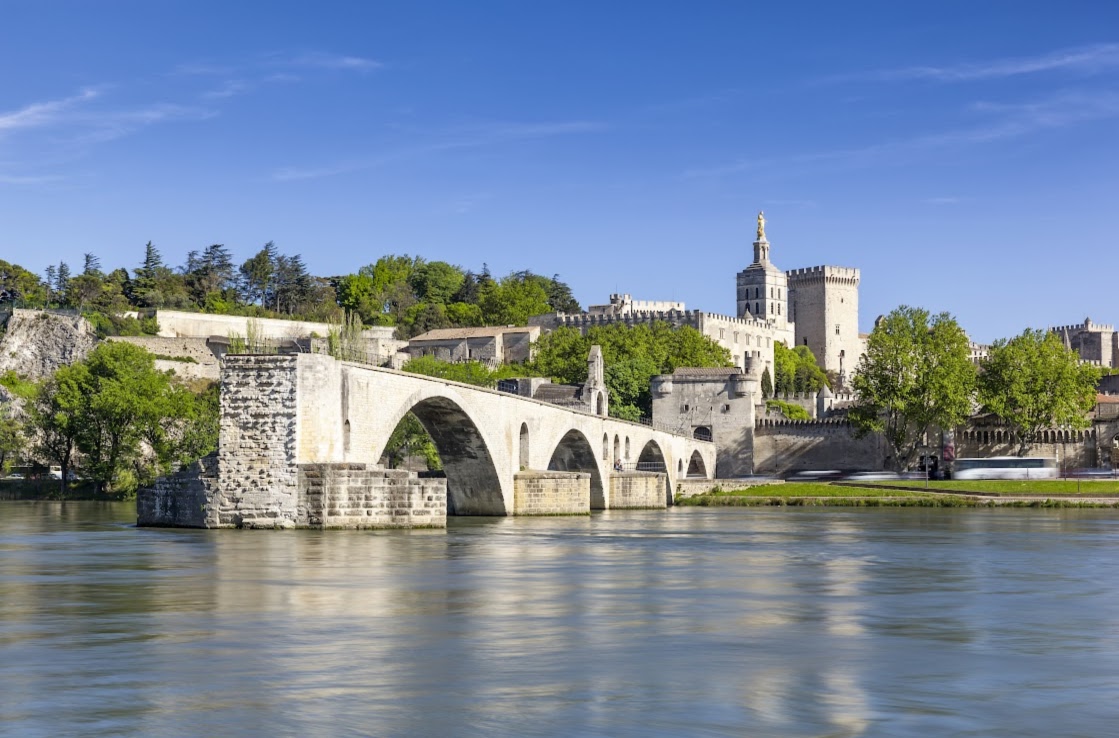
[139,353,714,528]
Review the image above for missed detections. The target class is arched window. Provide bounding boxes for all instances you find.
[602,434,609,461]
[613,435,620,464]
[625,437,631,459]
[343,419,351,454]
[519,423,529,469]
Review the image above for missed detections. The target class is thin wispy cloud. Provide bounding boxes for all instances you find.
[923,196,961,205]
[283,52,382,71]
[272,120,604,182]
[0,88,100,133]
[0,172,65,186]
[69,103,217,144]
[687,89,1119,178]
[202,80,250,100]
[845,43,1119,83]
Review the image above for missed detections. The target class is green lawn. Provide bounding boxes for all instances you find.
[704,483,925,498]
[675,480,1119,507]
[857,480,1119,496]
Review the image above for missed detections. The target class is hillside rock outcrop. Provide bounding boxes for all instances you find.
[0,309,98,389]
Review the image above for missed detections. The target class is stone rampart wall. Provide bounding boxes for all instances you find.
[137,454,219,527]
[753,422,886,474]
[106,336,221,381]
[608,472,667,508]
[954,436,1096,468]
[514,471,590,515]
[217,355,301,527]
[299,464,447,528]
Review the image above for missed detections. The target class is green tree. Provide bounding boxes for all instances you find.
[0,260,48,306]
[381,413,441,470]
[0,402,25,474]
[849,305,976,471]
[478,272,552,325]
[397,302,451,339]
[409,261,465,305]
[604,355,661,421]
[978,328,1101,456]
[19,343,218,494]
[20,366,84,493]
[529,322,732,419]
[761,366,773,398]
[238,242,277,307]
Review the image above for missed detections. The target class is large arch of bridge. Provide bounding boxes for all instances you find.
[547,428,606,509]
[371,387,509,516]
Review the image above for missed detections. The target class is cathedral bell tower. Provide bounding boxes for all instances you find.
[736,211,789,333]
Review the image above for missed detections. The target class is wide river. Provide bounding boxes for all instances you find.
[3,502,1119,737]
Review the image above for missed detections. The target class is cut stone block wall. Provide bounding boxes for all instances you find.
[675,478,785,499]
[217,355,301,527]
[299,463,447,528]
[513,471,590,515]
[137,453,219,527]
[106,336,221,381]
[608,472,667,508]
[753,421,886,474]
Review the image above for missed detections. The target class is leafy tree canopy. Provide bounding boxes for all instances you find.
[978,328,1101,455]
[849,305,976,471]
[530,322,732,419]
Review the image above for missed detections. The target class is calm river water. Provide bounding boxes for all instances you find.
[3,502,1119,737]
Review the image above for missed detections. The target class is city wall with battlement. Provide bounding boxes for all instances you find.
[785,265,861,284]
[752,420,887,474]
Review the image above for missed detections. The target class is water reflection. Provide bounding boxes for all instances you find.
[4,503,1119,735]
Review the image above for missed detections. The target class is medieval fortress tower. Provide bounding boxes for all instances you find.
[533,211,864,384]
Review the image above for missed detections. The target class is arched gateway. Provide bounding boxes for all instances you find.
[139,353,715,529]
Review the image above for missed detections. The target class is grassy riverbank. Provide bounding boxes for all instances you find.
[856,480,1119,496]
[676,482,1119,508]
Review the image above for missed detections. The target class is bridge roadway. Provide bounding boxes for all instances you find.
[254,353,715,514]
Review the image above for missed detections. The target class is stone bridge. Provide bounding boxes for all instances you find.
[139,353,716,528]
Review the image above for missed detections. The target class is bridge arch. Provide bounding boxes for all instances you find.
[687,450,707,478]
[548,429,605,509]
[373,391,507,516]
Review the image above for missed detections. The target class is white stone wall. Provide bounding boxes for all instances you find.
[608,472,667,508]
[513,471,590,514]
[217,355,301,527]
[786,266,861,380]
[106,336,221,381]
[299,464,447,528]
[651,373,758,477]
[752,420,886,474]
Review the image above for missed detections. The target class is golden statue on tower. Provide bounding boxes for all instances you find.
[756,211,767,241]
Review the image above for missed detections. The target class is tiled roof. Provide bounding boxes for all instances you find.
[672,367,742,377]
[533,384,583,402]
[410,325,538,342]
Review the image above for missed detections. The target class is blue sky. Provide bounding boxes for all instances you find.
[2,0,1117,342]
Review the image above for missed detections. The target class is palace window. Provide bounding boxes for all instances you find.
[835,324,840,335]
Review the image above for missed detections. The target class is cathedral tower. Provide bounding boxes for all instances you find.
[736,212,790,335]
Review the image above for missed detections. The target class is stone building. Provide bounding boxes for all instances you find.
[532,211,861,383]
[587,293,685,316]
[786,266,861,385]
[1050,318,1118,368]
[650,364,761,477]
[405,325,542,365]
[736,212,861,385]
